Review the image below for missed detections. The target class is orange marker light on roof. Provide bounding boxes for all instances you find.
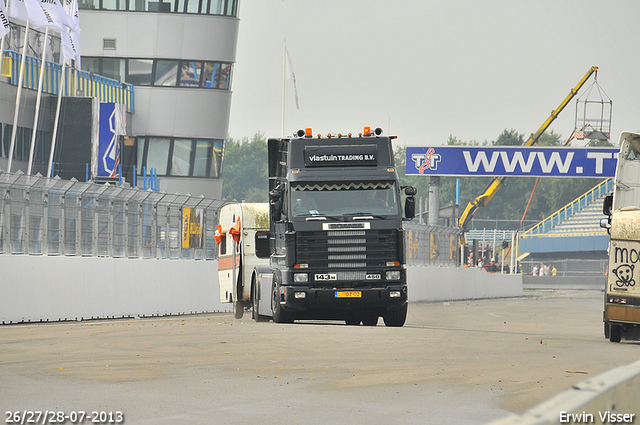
[363,126,371,136]
[305,127,313,137]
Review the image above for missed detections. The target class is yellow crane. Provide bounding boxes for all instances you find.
[457,66,599,231]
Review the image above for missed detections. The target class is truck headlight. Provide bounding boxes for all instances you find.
[293,273,308,283]
[386,270,401,281]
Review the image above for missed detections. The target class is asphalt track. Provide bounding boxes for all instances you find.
[1,290,638,424]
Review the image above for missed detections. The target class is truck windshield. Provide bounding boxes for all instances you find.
[290,181,400,218]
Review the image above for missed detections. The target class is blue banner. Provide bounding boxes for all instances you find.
[405,146,619,178]
[98,103,124,177]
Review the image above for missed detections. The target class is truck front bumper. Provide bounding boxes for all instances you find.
[279,285,407,313]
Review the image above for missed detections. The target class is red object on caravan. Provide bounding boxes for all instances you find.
[214,224,226,245]
[229,217,241,244]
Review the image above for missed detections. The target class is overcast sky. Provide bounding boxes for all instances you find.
[227,1,640,148]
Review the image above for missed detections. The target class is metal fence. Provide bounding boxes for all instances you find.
[520,258,608,278]
[0,171,224,259]
[404,222,462,267]
[0,170,469,267]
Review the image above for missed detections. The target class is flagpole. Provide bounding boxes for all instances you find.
[27,25,48,175]
[281,38,286,138]
[7,19,30,173]
[0,0,8,58]
[47,55,65,178]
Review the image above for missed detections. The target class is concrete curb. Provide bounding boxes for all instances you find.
[487,359,640,424]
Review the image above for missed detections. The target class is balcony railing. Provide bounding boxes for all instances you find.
[2,50,135,113]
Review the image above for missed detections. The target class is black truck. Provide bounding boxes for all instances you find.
[249,126,416,326]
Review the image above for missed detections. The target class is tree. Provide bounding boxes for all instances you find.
[221,133,268,202]
[495,128,524,146]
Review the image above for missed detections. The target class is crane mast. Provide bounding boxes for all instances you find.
[457,66,599,231]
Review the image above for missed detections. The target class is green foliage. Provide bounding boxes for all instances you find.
[536,130,563,146]
[495,128,524,146]
[221,133,268,202]
[395,129,607,230]
[587,138,613,147]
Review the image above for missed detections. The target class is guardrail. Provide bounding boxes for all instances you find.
[2,50,135,113]
[521,178,612,237]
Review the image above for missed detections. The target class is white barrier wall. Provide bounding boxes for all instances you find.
[0,256,230,324]
[408,266,523,302]
[0,257,522,324]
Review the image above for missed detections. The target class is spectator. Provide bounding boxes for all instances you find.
[531,264,539,276]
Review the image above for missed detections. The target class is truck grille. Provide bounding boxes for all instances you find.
[296,229,398,271]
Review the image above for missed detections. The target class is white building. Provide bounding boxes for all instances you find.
[0,0,239,198]
[79,0,239,198]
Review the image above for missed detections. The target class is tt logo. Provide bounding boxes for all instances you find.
[412,148,441,174]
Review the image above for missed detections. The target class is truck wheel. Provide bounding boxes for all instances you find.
[604,322,610,339]
[271,281,294,324]
[345,312,361,326]
[362,312,378,326]
[609,324,622,343]
[383,303,407,327]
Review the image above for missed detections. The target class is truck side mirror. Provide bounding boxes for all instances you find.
[404,197,415,220]
[603,194,613,216]
[269,187,283,222]
[401,185,417,220]
[403,186,417,196]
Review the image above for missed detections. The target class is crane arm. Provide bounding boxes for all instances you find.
[457,66,598,231]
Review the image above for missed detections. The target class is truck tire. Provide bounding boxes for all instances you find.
[609,324,622,343]
[383,303,407,327]
[362,312,378,326]
[271,281,294,324]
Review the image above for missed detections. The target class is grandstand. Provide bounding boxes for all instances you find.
[464,179,612,277]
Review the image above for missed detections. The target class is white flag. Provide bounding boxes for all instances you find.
[62,0,80,66]
[285,45,299,110]
[8,0,31,22]
[63,0,79,31]
[0,0,10,38]
[61,25,79,64]
[24,0,75,31]
[39,0,75,30]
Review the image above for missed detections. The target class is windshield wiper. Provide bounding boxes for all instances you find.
[346,212,387,220]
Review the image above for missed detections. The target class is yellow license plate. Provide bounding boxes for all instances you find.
[335,291,362,298]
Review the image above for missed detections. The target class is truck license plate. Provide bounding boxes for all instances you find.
[335,291,362,298]
[315,274,337,281]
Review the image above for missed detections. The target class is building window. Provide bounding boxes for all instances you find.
[126,59,153,85]
[154,60,179,86]
[78,0,237,15]
[193,140,211,177]
[101,58,126,82]
[170,138,193,176]
[137,137,223,178]
[179,61,202,87]
[83,57,233,90]
[145,137,171,174]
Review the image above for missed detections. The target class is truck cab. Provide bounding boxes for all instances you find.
[601,131,640,342]
[253,127,416,326]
